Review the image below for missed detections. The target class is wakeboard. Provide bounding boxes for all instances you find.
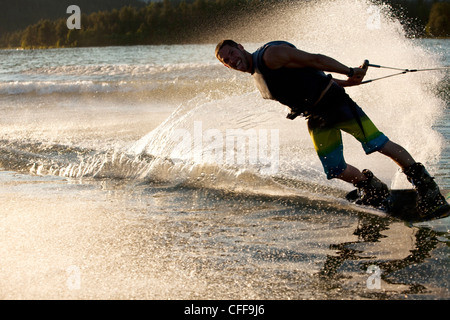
[346,188,450,222]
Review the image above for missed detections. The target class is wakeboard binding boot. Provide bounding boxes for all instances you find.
[404,162,450,220]
[354,169,390,208]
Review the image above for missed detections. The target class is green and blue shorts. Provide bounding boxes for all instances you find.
[307,83,389,179]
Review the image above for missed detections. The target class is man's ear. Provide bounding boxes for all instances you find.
[237,44,244,51]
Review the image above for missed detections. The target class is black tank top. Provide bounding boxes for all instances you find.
[252,41,331,113]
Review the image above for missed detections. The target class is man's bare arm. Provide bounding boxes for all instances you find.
[263,45,367,85]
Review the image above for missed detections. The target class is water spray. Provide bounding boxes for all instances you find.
[361,60,450,84]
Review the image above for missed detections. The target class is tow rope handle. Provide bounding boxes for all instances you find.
[360,60,374,84]
[362,59,370,70]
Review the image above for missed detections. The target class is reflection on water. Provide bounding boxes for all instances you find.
[319,215,449,298]
[0,172,448,299]
[113,181,450,299]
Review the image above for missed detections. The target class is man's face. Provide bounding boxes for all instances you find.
[217,44,249,72]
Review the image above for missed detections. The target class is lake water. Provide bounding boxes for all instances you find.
[0,1,449,300]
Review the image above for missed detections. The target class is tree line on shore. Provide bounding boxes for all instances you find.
[425,1,450,37]
[1,0,256,48]
[0,0,145,35]
[0,0,448,49]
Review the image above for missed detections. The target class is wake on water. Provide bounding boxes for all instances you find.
[0,0,448,207]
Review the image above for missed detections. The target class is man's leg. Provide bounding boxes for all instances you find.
[378,140,415,170]
[336,164,365,184]
[323,102,393,206]
[308,120,389,207]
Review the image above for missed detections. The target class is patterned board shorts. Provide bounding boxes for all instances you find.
[307,83,389,179]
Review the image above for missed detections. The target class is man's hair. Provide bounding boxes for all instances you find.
[215,39,239,59]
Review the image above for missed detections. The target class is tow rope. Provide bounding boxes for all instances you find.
[361,60,450,84]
